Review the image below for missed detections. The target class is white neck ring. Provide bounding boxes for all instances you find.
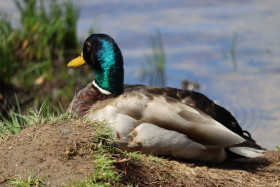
[92,80,112,95]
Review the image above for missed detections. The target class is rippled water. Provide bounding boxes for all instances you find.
[2,0,280,149]
[77,0,280,149]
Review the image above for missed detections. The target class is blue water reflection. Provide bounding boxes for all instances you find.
[2,0,278,149]
[77,0,280,149]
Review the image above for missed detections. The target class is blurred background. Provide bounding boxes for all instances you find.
[0,0,279,149]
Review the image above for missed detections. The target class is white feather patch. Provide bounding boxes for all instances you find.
[92,80,112,95]
[229,147,264,158]
[130,123,227,162]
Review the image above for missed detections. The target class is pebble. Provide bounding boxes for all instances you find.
[61,129,71,134]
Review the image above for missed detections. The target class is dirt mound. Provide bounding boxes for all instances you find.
[0,122,97,186]
[0,121,279,186]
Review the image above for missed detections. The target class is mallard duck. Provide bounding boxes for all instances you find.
[67,34,264,162]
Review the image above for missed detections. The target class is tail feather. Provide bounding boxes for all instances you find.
[229,147,264,158]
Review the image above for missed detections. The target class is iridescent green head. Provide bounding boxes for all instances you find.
[68,34,124,95]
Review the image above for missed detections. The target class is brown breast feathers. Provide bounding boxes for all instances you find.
[67,83,114,118]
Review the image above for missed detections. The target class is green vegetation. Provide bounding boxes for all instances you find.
[70,122,123,186]
[147,154,166,165]
[222,32,239,72]
[9,169,45,187]
[230,32,238,72]
[90,122,122,184]
[1,0,77,85]
[71,151,122,186]
[139,28,166,87]
[84,149,122,186]
[0,0,91,116]
[0,98,69,136]
[126,151,145,161]
[276,145,280,151]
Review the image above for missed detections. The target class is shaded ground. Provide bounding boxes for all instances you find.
[0,121,279,186]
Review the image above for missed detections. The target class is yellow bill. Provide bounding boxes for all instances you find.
[67,52,86,67]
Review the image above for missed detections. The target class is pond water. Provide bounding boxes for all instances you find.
[2,0,280,149]
[77,0,280,149]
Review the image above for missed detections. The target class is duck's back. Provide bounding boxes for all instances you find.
[68,83,262,162]
[123,85,250,140]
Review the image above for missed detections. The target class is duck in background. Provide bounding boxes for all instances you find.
[181,79,200,91]
[67,34,264,162]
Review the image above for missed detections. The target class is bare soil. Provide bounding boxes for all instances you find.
[0,122,279,186]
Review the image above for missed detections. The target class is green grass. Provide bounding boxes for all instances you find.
[230,32,238,72]
[0,12,19,83]
[91,122,122,184]
[91,149,122,185]
[0,97,70,136]
[9,169,45,187]
[139,28,166,87]
[72,151,121,187]
[1,0,78,85]
[0,0,91,115]
[70,122,123,186]
[126,151,166,167]
[147,154,166,165]
[126,151,145,161]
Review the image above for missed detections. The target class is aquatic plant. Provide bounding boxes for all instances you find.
[139,29,166,87]
[230,32,238,72]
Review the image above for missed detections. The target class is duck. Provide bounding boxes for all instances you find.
[67,34,264,162]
